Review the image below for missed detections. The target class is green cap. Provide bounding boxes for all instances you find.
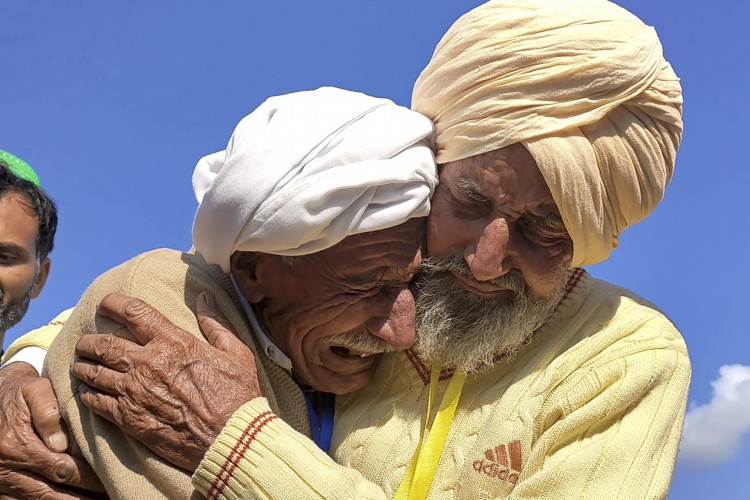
[0,149,41,187]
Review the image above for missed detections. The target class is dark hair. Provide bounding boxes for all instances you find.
[0,162,58,260]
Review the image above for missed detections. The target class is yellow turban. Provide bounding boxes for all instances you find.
[412,0,683,267]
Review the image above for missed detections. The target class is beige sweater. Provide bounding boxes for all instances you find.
[193,269,691,499]
[43,248,311,499]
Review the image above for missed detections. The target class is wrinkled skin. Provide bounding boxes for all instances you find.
[70,221,425,473]
[233,219,425,394]
[427,144,573,299]
[71,292,260,473]
[0,361,103,499]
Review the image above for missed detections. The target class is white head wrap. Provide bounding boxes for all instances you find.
[412,0,683,267]
[192,87,437,271]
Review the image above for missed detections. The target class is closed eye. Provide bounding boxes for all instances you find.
[447,178,491,218]
[521,214,569,245]
[456,178,490,205]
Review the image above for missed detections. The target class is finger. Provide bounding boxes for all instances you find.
[96,293,175,345]
[60,455,106,494]
[196,291,243,352]
[70,360,127,395]
[0,468,101,500]
[78,383,123,429]
[0,359,38,378]
[75,333,139,372]
[22,377,68,453]
[0,436,93,492]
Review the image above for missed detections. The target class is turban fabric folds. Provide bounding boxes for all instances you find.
[193,87,437,271]
[412,0,683,267]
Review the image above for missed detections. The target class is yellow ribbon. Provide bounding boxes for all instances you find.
[395,365,466,500]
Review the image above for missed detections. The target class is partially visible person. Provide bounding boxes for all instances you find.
[0,153,101,499]
[33,87,437,499]
[0,150,55,351]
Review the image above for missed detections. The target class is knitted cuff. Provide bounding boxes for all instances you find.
[193,397,278,499]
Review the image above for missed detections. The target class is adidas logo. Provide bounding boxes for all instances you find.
[472,440,522,485]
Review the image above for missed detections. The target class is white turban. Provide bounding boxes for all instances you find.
[192,87,437,272]
[412,0,683,267]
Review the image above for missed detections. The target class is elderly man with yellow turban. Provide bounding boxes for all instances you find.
[113,1,684,498]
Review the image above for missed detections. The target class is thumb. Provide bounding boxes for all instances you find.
[195,292,243,352]
[23,377,68,453]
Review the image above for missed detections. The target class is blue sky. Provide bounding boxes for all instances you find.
[2,2,748,498]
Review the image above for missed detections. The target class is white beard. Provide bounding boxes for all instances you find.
[414,256,564,374]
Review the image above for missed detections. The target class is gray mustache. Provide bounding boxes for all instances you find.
[416,256,528,295]
[325,329,396,355]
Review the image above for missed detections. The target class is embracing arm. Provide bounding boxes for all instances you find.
[71,292,261,473]
[193,398,388,500]
[0,361,103,499]
[0,310,104,499]
[43,248,252,499]
[72,289,388,500]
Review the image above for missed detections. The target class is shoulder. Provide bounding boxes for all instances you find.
[585,275,686,354]
[86,248,224,295]
[536,272,690,388]
[532,276,690,418]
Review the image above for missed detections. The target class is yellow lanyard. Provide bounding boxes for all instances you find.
[395,365,466,500]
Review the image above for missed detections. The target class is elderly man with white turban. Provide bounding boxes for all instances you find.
[0,86,437,498]
[89,1,686,499]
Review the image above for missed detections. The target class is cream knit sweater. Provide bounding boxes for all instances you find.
[6,265,691,499]
[193,269,690,499]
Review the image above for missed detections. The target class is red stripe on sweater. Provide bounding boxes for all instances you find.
[207,411,278,499]
[564,268,585,296]
[405,349,431,383]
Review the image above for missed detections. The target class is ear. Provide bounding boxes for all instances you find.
[229,251,266,303]
[30,257,51,299]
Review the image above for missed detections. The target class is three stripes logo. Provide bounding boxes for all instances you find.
[472,440,522,485]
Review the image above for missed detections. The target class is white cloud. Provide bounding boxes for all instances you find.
[678,364,750,467]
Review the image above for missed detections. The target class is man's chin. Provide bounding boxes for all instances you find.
[301,359,380,395]
[310,371,375,395]
[0,295,33,334]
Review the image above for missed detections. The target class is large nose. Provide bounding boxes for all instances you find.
[465,217,512,281]
[365,288,416,350]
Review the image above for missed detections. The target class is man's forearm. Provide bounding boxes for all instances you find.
[193,397,387,500]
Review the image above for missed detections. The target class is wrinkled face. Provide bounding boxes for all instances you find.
[0,193,50,335]
[415,145,573,373]
[232,218,425,394]
[427,143,573,300]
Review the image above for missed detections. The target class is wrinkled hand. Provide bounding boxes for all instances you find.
[0,361,103,499]
[71,292,261,472]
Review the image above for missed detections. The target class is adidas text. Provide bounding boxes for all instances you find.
[472,459,519,484]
